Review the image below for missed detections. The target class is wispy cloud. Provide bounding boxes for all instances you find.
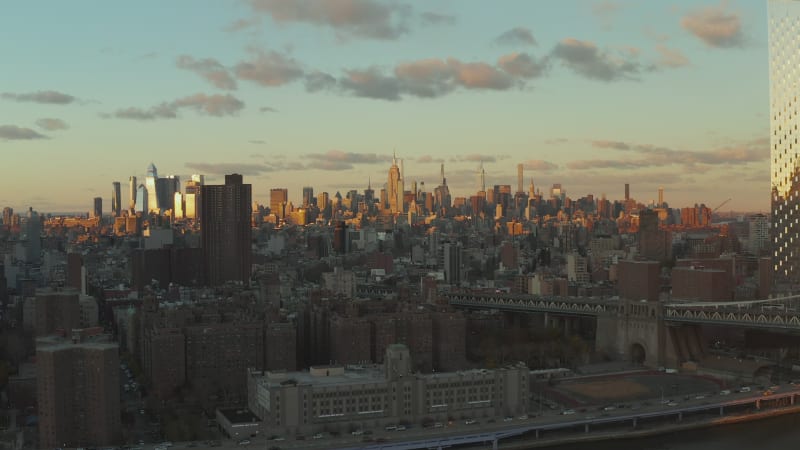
[681,1,744,48]
[495,27,537,46]
[420,11,455,26]
[235,50,305,87]
[0,125,48,140]
[35,118,69,131]
[223,17,261,32]
[551,38,643,81]
[185,162,274,176]
[417,155,445,163]
[568,138,767,170]
[176,55,238,90]
[105,93,245,120]
[655,45,690,68]
[1,90,76,104]
[259,106,278,113]
[522,160,558,171]
[245,0,410,40]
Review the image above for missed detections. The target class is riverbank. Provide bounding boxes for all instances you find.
[495,405,800,449]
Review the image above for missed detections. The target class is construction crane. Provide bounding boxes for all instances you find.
[712,198,732,214]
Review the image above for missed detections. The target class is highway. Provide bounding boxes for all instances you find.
[124,384,800,450]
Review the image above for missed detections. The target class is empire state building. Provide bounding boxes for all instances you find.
[388,152,403,214]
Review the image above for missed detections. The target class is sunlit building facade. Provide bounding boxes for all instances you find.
[769,0,800,289]
[145,163,159,214]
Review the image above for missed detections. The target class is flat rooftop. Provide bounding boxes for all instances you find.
[218,408,259,424]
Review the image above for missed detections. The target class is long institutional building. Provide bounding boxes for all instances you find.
[247,344,528,436]
[770,0,800,289]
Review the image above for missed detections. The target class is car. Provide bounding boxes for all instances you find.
[720,390,731,395]
[384,425,397,431]
[396,425,406,431]
[351,430,364,436]
[739,387,751,393]
[585,415,596,420]
[517,414,528,420]
[695,395,706,400]
[603,406,616,411]
[312,434,323,440]
[763,390,773,396]
[237,439,250,446]
[503,417,513,422]
[465,419,477,425]
[770,385,780,391]
[160,442,172,447]
[561,409,576,415]
[667,402,678,407]
[433,422,443,428]
[139,409,145,415]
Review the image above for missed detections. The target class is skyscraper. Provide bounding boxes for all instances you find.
[625,183,630,201]
[128,176,137,212]
[270,188,288,219]
[185,176,203,219]
[770,0,800,288]
[111,181,121,217]
[387,153,402,213]
[201,174,252,286]
[302,186,314,208]
[517,163,524,194]
[135,184,148,214]
[93,197,102,218]
[145,163,159,213]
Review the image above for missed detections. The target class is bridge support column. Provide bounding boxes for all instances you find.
[719,406,724,416]
[632,417,637,428]
[585,423,589,433]
[792,395,795,406]
[535,429,540,439]
[493,439,498,450]
[678,412,682,422]
[756,399,761,410]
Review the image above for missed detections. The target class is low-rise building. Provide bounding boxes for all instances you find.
[246,344,527,436]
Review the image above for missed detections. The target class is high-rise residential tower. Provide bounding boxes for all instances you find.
[145,163,159,213]
[111,182,121,217]
[93,197,102,219]
[201,174,252,286]
[770,0,800,288]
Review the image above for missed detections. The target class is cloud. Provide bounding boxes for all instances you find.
[569,138,768,170]
[545,138,569,145]
[305,150,391,165]
[522,160,558,171]
[176,55,238,90]
[551,38,642,81]
[592,1,621,16]
[497,52,548,78]
[35,118,69,131]
[495,27,537,46]
[224,17,261,32]
[185,162,274,177]
[306,161,356,171]
[417,155,445,163]
[259,106,278,113]
[0,125,48,140]
[420,11,455,26]
[681,1,744,48]
[304,70,337,92]
[339,67,403,100]
[105,93,245,120]
[455,153,498,163]
[1,90,76,104]
[655,45,690,68]
[245,0,410,40]
[234,50,305,87]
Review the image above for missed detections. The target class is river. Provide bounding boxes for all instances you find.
[538,413,800,450]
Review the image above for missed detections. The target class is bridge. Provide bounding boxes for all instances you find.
[445,291,800,370]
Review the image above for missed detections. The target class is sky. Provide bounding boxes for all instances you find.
[0,0,771,214]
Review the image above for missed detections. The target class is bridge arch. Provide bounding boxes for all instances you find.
[630,342,647,365]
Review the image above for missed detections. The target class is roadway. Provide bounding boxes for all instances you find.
[124,383,800,450]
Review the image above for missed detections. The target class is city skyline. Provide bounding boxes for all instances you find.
[1,1,770,212]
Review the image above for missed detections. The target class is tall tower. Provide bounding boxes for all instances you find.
[770,0,800,288]
[529,178,535,198]
[658,187,664,207]
[128,176,137,212]
[111,182,121,217]
[145,163,159,214]
[201,174,252,286]
[93,197,103,218]
[517,163,524,194]
[478,162,486,193]
[624,183,630,201]
[387,152,401,213]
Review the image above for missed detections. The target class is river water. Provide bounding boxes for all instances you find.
[540,413,800,450]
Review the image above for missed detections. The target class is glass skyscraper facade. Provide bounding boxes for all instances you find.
[770,0,800,289]
[145,163,159,214]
